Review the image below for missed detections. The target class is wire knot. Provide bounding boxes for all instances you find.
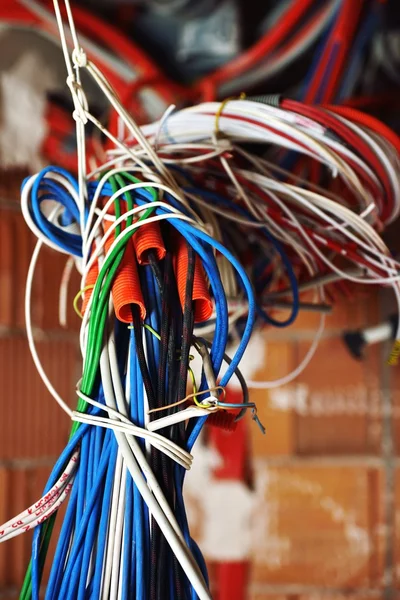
[66,75,89,125]
[72,47,88,68]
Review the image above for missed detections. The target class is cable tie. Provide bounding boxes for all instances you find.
[147,386,223,414]
[73,284,95,318]
[214,92,246,137]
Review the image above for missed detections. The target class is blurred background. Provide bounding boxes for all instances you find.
[1,1,400,599]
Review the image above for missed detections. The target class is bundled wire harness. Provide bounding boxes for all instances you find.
[2,1,400,599]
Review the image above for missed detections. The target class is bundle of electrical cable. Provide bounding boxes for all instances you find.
[0,4,262,600]
[2,2,400,599]
[16,155,258,600]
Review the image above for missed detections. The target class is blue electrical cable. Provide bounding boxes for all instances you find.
[23,167,83,256]
[129,334,147,600]
[58,437,114,598]
[91,436,118,599]
[30,419,98,599]
[45,481,79,600]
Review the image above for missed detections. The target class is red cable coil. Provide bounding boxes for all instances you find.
[282,99,394,221]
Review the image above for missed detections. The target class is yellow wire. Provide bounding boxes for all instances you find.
[215,92,246,136]
[147,386,224,415]
[73,284,95,319]
[188,365,198,404]
[143,323,161,340]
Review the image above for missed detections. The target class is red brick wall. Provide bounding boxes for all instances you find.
[0,197,80,598]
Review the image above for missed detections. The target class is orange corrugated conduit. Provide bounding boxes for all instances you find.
[173,236,213,324]
[103,220,146,322]
[132,222,166,265]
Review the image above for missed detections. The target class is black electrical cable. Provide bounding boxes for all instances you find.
[132,305,157,409]
[136,240,196,600]
[148,249,165,295]
[170,243,196,600]
[149,254,172,600]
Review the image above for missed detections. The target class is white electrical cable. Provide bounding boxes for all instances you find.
[25,208,73,418]
[102,334,211,600]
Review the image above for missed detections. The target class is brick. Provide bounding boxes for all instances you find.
[388,353,400,455]
[0,592,18,600]
[296,595,381,600]
[250,464,384,588]
[0,168,28,201]
[0,210,15,327]
[249,342,296,457]
[0,336,77,460]
[0,207,82,333]
[248,594,287,600]
[0,469,32,588]
[13,213,33,330]
[36,245,82,333]
[294,338,379,455]
[393,468,400,588]
[0,469,8,585]
[38,248,65,331]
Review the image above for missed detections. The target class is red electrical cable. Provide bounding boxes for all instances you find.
[304,0,364,104]
[324,105,400,155]
[196,0,317,95]
[203,108,388,219]
[342,92,400,110]
[282,99,394,221]
[267,2,333,67]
